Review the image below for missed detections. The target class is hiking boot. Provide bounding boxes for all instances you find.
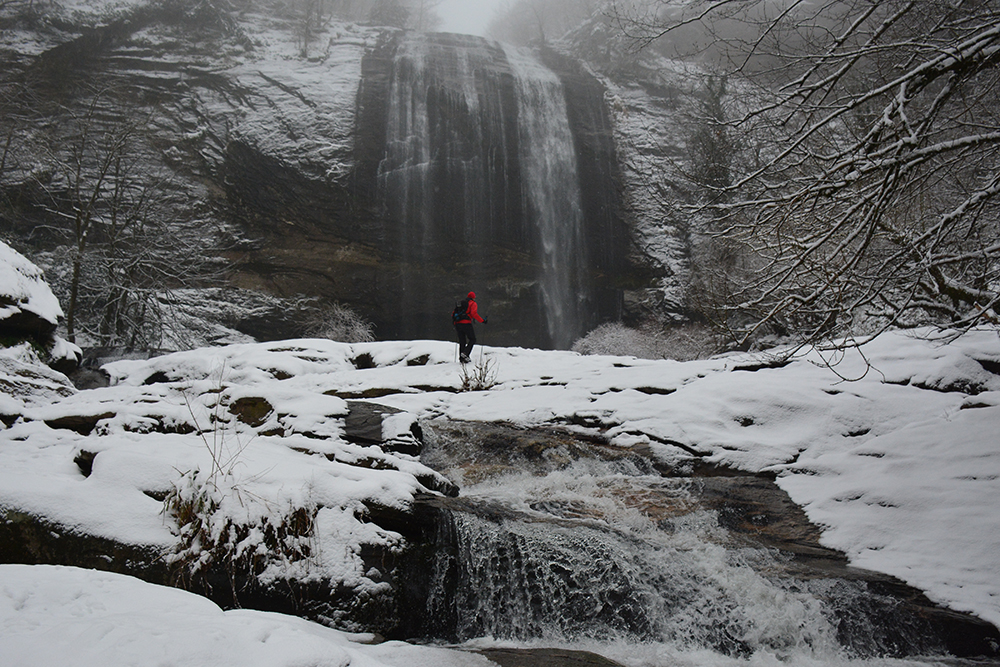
[460,354,471,364]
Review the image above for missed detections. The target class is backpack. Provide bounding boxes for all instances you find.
[452,298,469,324]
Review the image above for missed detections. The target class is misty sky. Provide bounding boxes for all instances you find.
[437,0,506,36]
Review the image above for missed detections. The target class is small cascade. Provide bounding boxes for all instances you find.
[442,508,848,656]
[414,424,965,662]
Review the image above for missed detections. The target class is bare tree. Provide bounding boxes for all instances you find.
[408,0,443,32]
[0,0,38,17]
[91,152,212,349]
[616,0,1000,350]
[0,89,22,217]
[37,90,213,349]
[302,299,376,342]
[0,67,44,222]
[487,0,603,46]
[687,74,736,201]
[368,0,409,28]
[294,0,335,58]
[52,94,142,343]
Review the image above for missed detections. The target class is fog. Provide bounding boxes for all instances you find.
[436,0,506,36]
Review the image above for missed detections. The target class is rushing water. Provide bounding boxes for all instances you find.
[417,424,989,666]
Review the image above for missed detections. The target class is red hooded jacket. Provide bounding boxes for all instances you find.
[456,293,485,324]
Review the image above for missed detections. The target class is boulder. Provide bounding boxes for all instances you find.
[0,242,80,375]
[0,241,62,338]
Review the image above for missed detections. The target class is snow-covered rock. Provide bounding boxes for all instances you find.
[0,239,62,335]
[0,240,81,375]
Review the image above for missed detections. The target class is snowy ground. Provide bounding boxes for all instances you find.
[1,563,497,667]
[2,328,999,666]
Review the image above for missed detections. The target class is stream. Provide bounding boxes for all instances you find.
[410,420,1000,666]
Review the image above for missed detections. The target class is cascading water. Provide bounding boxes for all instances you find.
[414,424,969,664]
[378,33,521,339]
[444,509,846,654]
[374,34,602,349]
[503,45,589,349]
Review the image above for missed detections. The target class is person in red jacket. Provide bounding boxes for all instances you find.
[454,291,486,363]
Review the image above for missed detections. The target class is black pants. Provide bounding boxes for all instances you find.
[455,323,476,358]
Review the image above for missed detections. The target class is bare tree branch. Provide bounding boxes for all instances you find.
[620,0,1000,350]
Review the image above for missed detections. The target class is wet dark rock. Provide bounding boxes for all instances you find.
[142,371,173,385]
[0,509,169,584]
[47,349,81,375]
[470,647,626,667]
[0,303,57,338]
[392,496,460,638]
[409,384,459,394]
[68,366,111,389]
[415,472,458,498]
[352,353,376,370]
[228,396,274,427]
[44,412,115,435]
[731,358,793,372]
[634,385,675,395]
[73,449,97,477]
[343,400,398,446]
[977,358,1000,375]
[326,387,400,399]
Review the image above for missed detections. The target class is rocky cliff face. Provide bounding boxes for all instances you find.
[0,0,689,351]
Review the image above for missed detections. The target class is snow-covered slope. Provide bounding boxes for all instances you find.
[2,329,999,633]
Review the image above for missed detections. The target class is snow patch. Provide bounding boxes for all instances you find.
[0,240,63,327]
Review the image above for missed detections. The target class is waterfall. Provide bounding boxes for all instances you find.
[377,33,520,339]
[503,45,588,349]
[428,467,844,656]
[379,35,513,244]
[374,34,598,349]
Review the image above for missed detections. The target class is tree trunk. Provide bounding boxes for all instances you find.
[66,250,83,344]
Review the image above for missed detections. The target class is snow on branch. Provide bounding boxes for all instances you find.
[624,0,1000,348]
